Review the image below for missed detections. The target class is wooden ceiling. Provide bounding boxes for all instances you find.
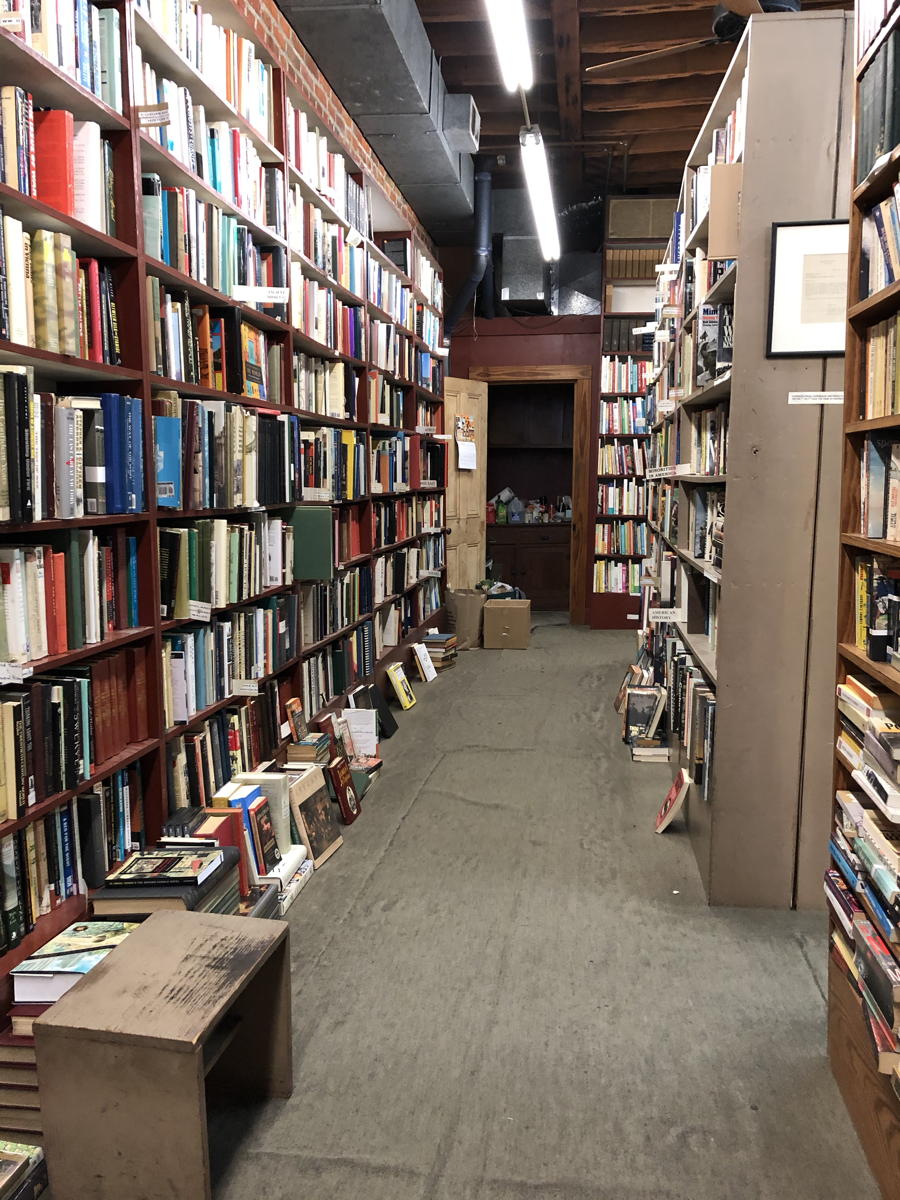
[417,0,852,201]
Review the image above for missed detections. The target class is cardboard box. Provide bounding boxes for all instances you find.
[482,599,531,649]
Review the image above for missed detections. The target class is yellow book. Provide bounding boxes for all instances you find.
[341,429,356,499]
[386,663,416,710]
[30,229,59,354]
[856,556,869,650]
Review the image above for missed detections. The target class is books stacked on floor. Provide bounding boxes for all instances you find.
[91,845,241,918]
[3,921,137,1144]
[0,1139,47,1195]
[286,732,332,766]
[423,632,457,671]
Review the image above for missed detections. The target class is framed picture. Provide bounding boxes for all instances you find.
[767,220,849,357]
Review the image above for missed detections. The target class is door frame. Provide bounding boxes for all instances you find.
[468,364,593,625]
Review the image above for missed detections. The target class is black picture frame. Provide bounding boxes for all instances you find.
[766,219,849,358]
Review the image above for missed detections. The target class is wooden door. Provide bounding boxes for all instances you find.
[444,376,488,590]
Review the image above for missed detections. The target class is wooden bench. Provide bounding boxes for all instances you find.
[34,910,292,1200]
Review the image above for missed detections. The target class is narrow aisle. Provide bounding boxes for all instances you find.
[211,623,877,1200]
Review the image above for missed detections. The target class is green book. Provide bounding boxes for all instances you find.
[187,526,199,604]
[290,506,334,581]
[228,527,240,604]
[66,532,84,650]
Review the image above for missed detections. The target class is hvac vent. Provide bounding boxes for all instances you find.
[607,197,677,240]
[443,94,480,153]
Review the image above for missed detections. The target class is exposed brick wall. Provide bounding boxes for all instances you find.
[233,0,437,257]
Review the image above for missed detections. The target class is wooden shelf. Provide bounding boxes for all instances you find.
[301,614,374,656]
[0,339,142,381]
[681,371,732,410]
[674,621,717,683]
[0,0,447,985]
[133,9,283,166]
[838,642,900,698]
[677,548,722,583]
[0,27,127,129]
[0,739,159,841]
[704,262,738,307]
[845,413,900,432]
[0,182,136,258]
[685,210,709,251]
[3,626,154,680]
[849,280,900,325]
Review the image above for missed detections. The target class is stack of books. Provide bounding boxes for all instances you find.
[91,847,241,918]
[423,632,457,671]
[3,921,138,1144]
[286,733,332,766]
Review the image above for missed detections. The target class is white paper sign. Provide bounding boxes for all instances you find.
[646,466,675,480]
[787,391,844,405]
[188,600,212,622]
[232,285,290,304]
[233,679,260,696]
[649,607,684,624]
[0,662,32,683]
[137,104,171,127]
[456,440,476,470]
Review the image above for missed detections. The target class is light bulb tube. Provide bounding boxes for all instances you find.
[519,124,560,261]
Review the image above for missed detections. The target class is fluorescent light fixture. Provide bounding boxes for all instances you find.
[519,124,560,261]
[485,0,533,92]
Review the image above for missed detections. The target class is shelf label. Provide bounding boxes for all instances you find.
[787,391,843,405]
[0,662,32,684]
[232,285,290,303]
[137,104,172,127]
[188,600,212,622]
[674,464,694,476]
[233,679,260,696]
[649,607,685,624]
[0,13,25,28]
[646,466,674,480]
[346,229,363,248]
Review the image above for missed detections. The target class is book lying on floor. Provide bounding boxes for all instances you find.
[655,770,690,833]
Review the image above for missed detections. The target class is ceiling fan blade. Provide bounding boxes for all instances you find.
[725,0,764,14]
[584,38,721,75]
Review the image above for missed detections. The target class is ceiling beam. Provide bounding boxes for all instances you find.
[583,76,719,111]
[418,0,549,20]
[549,0,582,191]
[580,10,720,53]
[425,19,553,56]
[465,84,557,112]
[442,58,556,86]
[577,0,709,13]
[582,42,734,83]
[479,114,562,136]
[582,104,709,136]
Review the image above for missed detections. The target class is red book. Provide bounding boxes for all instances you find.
[327,755,360,825]
[126,644,149,743]
[111,652,129,755]
[89,656,111,767]
[50,551,67,653]
[77,258,102,362]
[32,109,75,216]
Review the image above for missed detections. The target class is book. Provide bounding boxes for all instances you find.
[326,756,360,824]
[655,770,690,833]
[287,766,343,868]
[11,939,120,1004]
[91,847,240,916]
[104,849,225,887]
[386,663,416,710]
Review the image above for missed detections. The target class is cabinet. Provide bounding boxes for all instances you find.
[486,525,571,610]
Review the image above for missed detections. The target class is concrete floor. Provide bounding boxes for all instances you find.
[210,619,879,1200]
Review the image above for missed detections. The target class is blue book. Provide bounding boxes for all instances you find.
[161,197,171,266]
[75,0,91,90]
[59,805,75,898]
[134,398,145,510]
[115,772,127,862]
[830,841,859,891]
[153,415,182,508]
[859,879,895,943]
[126,536,138,627]
[100,393,123,513]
